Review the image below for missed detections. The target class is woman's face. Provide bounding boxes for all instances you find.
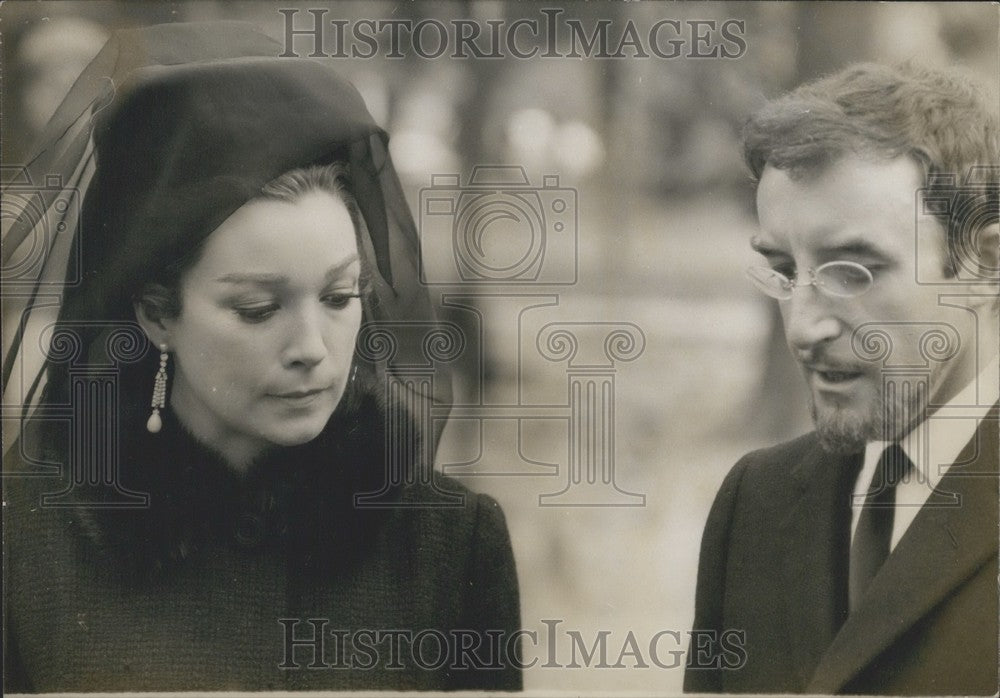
[158,190,363,466]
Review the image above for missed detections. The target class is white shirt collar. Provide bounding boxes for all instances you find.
[852,357,999,549]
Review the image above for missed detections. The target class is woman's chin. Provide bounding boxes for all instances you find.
[260,411,336,447]
[260,390,343,446]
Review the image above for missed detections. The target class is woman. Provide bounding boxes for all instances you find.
[3,22,521,691]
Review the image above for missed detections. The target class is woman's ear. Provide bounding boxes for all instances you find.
[133,284,176,347]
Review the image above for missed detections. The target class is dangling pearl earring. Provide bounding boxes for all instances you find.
[147,344,169,433]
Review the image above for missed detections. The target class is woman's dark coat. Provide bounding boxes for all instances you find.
[4,391,522,691]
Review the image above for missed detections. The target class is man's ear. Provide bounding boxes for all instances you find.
[976,222,1000,281]
[967,222,1000,313]
[133,284,176,348]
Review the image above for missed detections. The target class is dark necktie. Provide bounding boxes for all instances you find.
[849,444,913,612]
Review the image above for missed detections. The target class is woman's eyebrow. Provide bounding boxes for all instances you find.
[324,253,361,283]
[215,272,288,285]
[215,253,361,285]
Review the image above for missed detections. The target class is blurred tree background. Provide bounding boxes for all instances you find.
[3,1,996,691]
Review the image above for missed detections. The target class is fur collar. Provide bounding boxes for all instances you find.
[67,378,407,582]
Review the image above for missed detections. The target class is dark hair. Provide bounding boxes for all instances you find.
[743,62,999,276]
[139,161,369,319]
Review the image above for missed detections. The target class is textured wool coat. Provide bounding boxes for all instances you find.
[4,394,523,692]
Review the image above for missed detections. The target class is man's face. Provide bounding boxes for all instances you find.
[754,154,976,453]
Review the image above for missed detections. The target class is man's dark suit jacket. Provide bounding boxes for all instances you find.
[685,409,998,694]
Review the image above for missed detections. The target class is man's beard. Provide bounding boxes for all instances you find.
[811,376,929,454]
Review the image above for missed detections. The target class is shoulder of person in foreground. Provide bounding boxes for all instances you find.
[683,430,822,693]
[704,430,822,520]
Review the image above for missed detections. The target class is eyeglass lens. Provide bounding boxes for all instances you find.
[814,263,872,297]
[746,262,872,299]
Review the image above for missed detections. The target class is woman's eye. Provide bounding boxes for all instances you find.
[234,304,279,323]
[323,292,361,310]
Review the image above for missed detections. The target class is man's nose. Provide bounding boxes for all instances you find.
[782,286,843,353]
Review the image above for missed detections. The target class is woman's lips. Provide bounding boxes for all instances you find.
[271,387,331,406]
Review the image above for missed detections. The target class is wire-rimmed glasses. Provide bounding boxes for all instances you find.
[746,260,874,300]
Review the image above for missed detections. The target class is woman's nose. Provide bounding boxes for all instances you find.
[282,306,329,368]
[782,286,843,354]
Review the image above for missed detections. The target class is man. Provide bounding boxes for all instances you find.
[685,63,999,694]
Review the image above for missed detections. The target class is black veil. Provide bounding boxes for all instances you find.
[2,22,451,461]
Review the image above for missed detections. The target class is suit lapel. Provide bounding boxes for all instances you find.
[776,441,860,687]
[807,411,999,694]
